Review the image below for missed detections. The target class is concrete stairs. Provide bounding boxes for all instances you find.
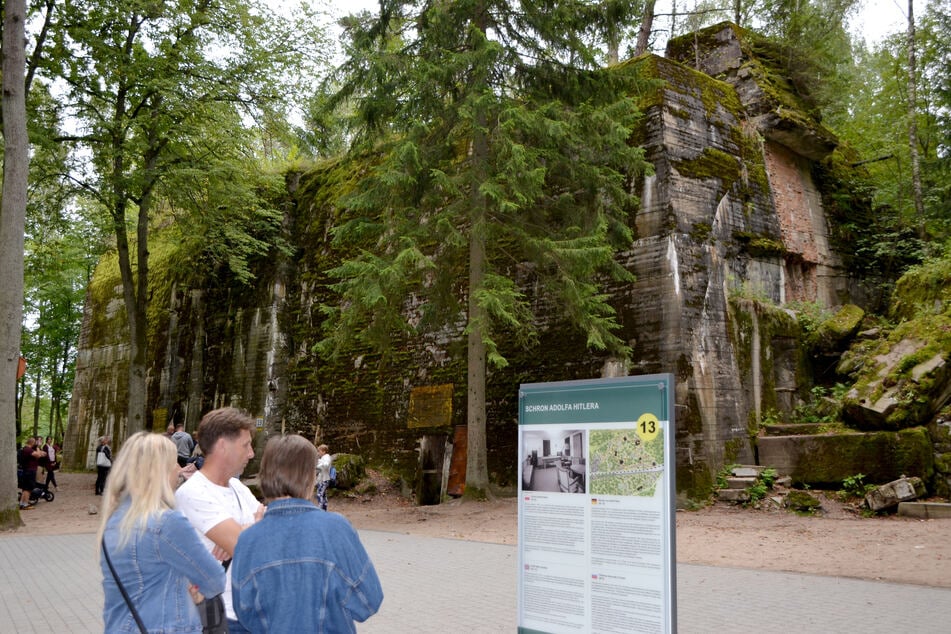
[715,464,792,505]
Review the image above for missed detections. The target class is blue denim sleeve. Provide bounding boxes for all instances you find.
[340,525,384,622]
[230,531,263,632]
[159,510,227,598]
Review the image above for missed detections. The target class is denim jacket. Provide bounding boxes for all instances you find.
[231,498,383,633]
[101,500,226,633]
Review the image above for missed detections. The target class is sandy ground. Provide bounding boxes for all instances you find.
[12,471,950,588]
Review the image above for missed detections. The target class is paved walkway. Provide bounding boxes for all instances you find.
[1,530,949,633]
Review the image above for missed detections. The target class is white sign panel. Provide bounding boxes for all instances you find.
[517,375,676,634]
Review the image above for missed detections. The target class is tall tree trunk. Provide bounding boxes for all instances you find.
[32,365,41,436]
[114,209,147,437]
[0,0,30,529]
[634,0,656,56]
[16,374,23,436]
[465,172,489,500]
[110,107,156,438]
[48,353,58,437]
[55,337,69,439]
[905,0,926,239]
[464,1,491,500]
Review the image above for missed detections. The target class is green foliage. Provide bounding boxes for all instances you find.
[788,300,833,337]
[716,463,740,489]
[830,0,951,249]
[316,2,658,493]
[34,0,332,431]
[745,467,779,505]
[839,473,873,499]
[791,386,841,425]
[320,3,654,367]
[747,481,769,503]
[728,278,774,304]
[760,408,784,426]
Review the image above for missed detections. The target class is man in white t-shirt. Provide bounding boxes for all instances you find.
[175,407,264,630]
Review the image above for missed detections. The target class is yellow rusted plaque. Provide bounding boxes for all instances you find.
[408,384,453,429]
[152,407,168,433]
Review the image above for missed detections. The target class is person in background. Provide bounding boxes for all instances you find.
[42,436,60,490]
[232,435,382,633]
[95,436,112,495]
[175,407,264,632]
[171,422,195,468]
[99,431,225,632]
[18,436,45,510]
[315,443,332,511]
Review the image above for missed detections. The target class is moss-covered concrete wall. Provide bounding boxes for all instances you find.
[758,427,935,486]
[66,23,876,502]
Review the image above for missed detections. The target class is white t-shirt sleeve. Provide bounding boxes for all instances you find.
[175,475,234,537]
[232,479,262,520]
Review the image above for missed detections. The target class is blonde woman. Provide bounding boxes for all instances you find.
[99,432,225,632]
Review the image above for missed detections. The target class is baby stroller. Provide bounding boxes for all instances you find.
[29,481,54,504]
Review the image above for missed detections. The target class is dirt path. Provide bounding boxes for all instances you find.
[13,471,950,588]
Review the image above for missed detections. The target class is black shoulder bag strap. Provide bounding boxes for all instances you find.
[102,539,148,634]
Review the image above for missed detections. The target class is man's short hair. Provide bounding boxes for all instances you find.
[197,407,254,455]
[259,435,318,501]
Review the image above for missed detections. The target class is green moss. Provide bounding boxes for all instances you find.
[624,53,743,122]
[724,438,745,463]
[667,21,749,65]
[728,295,803,417]
[808,304,864,351]
[87,253,125,345]
[677,461,715,504]
[890,254,951,321]
[0,508,25,531]
[786,489,821,513]
[674,147,740,194]
[689,222,712,243]
[791,428,933,485]
[462,486,489,501]
[614,55,667,112]
[681,391,704,434]
[733,231,786,258]
[730,127,771,210]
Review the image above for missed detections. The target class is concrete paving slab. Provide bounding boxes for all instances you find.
[1,530,950,633]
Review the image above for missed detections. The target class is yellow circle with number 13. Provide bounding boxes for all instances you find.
[636,413,660,442]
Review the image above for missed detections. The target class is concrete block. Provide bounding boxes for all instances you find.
[897,502,951,519]
[716,488,751,503]
[757,429,933,486]
[865,476,926,512]
[762,423,824,436]
[732,466,760,477]
[725,476,757,488]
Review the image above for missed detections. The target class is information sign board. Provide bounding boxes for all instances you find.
[517,375,676,633]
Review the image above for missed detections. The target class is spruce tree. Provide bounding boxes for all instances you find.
[321,1,653,498]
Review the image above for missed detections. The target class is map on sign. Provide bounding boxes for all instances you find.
[588,423,665,497]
